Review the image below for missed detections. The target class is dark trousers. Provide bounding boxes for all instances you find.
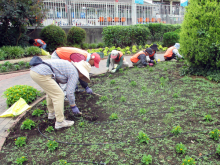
[79,78,88,88]
[165,53,176,61]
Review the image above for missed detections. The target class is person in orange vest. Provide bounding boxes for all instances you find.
[148,44,159,64]
[130,48,153,67]
[51,47,101,95]
[29,39,47,50]
[164,43,183,61]
[106,50,129,73]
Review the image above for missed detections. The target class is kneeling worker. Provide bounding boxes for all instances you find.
[29,38,47,50]
[164,43,183,61]
[106,50,129,73]
[51,47,101,94]
[30,60,91,129]
[130,48,153,67]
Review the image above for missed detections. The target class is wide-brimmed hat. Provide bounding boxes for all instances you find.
[145,48,153,55]
[150,44,159,51]
[174,43,180,49]
[71,61,91,83]
[91,53,101,68]
[110,50,119,59]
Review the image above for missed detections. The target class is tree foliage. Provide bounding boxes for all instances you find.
[0,0,47,46]
[180,0,220,69]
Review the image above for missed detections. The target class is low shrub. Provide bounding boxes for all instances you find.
[162,32,179,47]
[97,42,105,48]
[0,49,7,61]
[1,46,25,59]
[67,26,86,45]
[40,25,67,52]
[24,46,41,57]
[81,43,89,49]
[3,85,41,107]
[90,43,97,49]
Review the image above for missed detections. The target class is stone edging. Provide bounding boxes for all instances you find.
[0,95,46,151]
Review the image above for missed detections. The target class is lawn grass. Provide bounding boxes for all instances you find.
[1,61,220,165]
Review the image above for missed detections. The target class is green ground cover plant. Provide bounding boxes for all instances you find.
[32,109,44,117]
[15,137,26,147]
[15,156,28,165]
[3,85,41,107]
[20,119,36,130]
[45,126,54,133]
[141,154,152,165]
[2,61,220,164]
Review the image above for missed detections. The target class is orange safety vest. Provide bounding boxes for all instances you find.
[33,39,46,47]
[149,50,155,58]
[56,47,88,62]
[114,51,124,63]
[130,51,146,63]
[164,46,175,58]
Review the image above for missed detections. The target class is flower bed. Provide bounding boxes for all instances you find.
[1,61,220,164]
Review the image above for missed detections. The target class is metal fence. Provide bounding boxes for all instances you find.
[42,0,185,26]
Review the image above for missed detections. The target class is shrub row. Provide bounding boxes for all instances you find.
[0,46,41,61]
[102,23,181,47]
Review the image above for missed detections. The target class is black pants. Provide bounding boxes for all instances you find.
[165,53,176,61]
[79,78,88,88]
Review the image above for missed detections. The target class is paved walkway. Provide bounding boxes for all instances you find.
[0,54,165,144]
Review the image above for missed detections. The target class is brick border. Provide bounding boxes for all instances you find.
[0,95,46,151]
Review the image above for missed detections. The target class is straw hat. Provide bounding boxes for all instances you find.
[71,61,91,83]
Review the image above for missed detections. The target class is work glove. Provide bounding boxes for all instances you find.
[71,106,81,114]
[106,67,109,72]
[111,69,116,73]
[85,86,93,94]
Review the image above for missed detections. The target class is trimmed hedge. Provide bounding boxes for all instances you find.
[40,25,67,52]
[163,32,180,47]
[102,25,150,47]
[67,27,86,45]
[102,23,181,47]
[180,0,220,69]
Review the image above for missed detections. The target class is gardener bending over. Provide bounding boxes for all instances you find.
[147,44,159,64]
[29,39,47,50]
[106,50,129,73]
[30,60,91,129]
[164,43,183,61]
[130,48,153,67]
[51,47,101,95]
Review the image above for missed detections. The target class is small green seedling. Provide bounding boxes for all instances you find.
[100,96,108,101]
[78,121,85,127]
[139,108,147,115]
[164,68,167,71]
[130,81,137,87]
[181,155,196,165]
[15,137,26,147]
[149,68,153,72]
[173,93,179,98]
[47,140,58,152]
[137,131,150,144]
[209,128,220,141]
[18,61,25,66]
[25,62,30,68]
[14,65,20,70]
[170,106,175,112]
[171,125,182,136]
[45,126,54,133]
[16,156,28,165]
[3,61,10,67]
[20,119,36,130]
[119,68,123,73]
[216,144,220,155]
[109,113,118,120]
[59,159,71,165]
[175,142,187,154]
[203,114,212,122]
[41,100,47,106]
[32,109,44,117]
[141,154,152,165]
[120,96,126,102]
[110,80,116,85]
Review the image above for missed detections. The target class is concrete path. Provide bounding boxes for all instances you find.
[0,54,165,145]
